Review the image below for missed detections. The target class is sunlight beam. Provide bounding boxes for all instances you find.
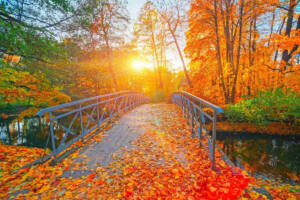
[132,60,147,71]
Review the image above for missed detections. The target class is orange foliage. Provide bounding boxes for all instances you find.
[185,0,300,105]
[0,68,70,119]
[3,54,20,63]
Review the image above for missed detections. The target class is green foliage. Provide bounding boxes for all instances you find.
[0,102,29,114]
[0,0,84,73]
[225,89,300,126]
[0,67,70,119]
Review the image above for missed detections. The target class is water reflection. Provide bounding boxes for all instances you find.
[0,114,90,151]
[217,133,300,183]
[0,117,51,149]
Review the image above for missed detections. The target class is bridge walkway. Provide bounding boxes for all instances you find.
[64,103,191,177]
[55,103,249,199]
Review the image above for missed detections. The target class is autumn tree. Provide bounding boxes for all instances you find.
[0,0,83,117]
[0,0,80,65]
[134,1,164,89]
[154,0,193,88]
[0,67,70,119]
[266,1,300,74]
[89,0,129,90]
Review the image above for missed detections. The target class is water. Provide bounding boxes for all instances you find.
[216,133,300,184]
[0,117,51,149]
[0,114,88,151]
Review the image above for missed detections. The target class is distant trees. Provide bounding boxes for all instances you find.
[154,0,193,88]
[135,0,193,91]
[134,1,164,89]
[89,0,129,90]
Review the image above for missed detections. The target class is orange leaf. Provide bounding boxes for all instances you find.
[86,173,95,182]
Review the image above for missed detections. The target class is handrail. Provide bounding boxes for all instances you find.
[174,91,223,114]
[37,91,134,117]
[37,91,149,160]
[172,91,223,170]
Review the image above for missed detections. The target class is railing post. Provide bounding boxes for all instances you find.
[97,97,100,125]
[212,110,217,170]
[128,95,132,110]
[110,99,116,118]
[49,112,57,160]
[182,97,185,115]
[198,106,203,145]
[119,96,123,113]
[191,105,197,138]
[79,104,84,137]
[127,95,130,111]
[187,100,191,124]
[184,99,187,119]
[127,95,131,110]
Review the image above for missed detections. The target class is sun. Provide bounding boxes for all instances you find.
[132,60,146,71]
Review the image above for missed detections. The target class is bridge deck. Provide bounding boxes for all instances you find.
[64,104,155,177]
[64,103,188,177]
[59,103,248,199]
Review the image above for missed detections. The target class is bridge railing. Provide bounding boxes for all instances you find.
[37,91,148,160]
[172,91,223,169]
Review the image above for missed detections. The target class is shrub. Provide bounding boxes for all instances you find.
[225,89,300,126]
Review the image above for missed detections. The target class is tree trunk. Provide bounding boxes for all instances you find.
[274,17,286,62]
[152,51,159,89]
[213,0,228,103]
[6,122,11,145]
[151,32,163,89]
[282,15,300,67]
[281,0,296,67]
[170,30,193,88]
[104,36,118,91]
[230,0,244,103]
[268,10,276,47]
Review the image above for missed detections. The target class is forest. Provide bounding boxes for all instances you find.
[0,0,299,199]
[0,0,299,125]
[0,0,299,127]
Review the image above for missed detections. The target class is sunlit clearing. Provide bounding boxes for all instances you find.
[132,60,147,71]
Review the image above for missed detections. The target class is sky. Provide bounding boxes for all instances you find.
[127,0,146,21]
[127,0,185,72]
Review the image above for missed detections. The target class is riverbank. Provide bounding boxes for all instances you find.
[242,176,300,199]
[211,121,300,136]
